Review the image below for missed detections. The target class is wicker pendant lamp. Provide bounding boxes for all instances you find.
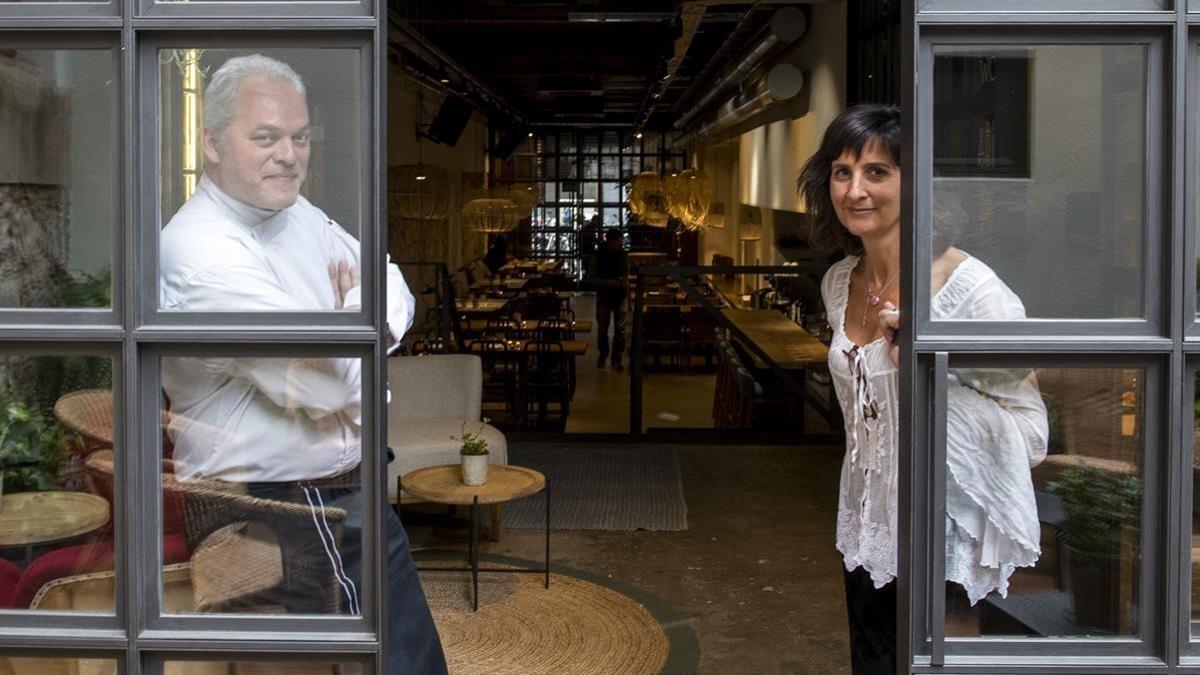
[663,170,687,220]
[462,196,521,234]
[628,170,666,217]
[505,182,543,215]
[389,163,454,220]
[678,168,712,231]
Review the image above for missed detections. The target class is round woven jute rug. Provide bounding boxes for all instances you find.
[421,557,682,675]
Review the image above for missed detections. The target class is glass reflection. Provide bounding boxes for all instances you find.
[164,662,362,675]
[158,50,385,315]
[0,49,114,308]
[161,355,363,615]
[0,354,114,612]
[946,367,1143,637]
[0,658,117,674]
[932,44,1147,319]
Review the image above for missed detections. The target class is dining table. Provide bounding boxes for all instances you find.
[720,308,828,370]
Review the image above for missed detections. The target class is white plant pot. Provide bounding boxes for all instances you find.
[461,454,489,486]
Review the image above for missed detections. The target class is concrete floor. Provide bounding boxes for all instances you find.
[406,442,854,675]
[566,293,718,434]
[425,292,855,673]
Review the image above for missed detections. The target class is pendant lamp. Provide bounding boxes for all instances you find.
[389,164,454,221]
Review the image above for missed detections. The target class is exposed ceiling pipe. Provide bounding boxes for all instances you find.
[670,63,805,149]
[672,6,806,133]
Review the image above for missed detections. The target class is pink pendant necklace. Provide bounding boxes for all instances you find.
[861,270,899,327]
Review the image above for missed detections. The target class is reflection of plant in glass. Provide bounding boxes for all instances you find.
[58,268,113,393]
[0,400,72,493]
[1047,464,1141,566]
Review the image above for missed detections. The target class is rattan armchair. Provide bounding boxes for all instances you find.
[180,478,348,614]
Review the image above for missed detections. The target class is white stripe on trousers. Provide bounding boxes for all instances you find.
[302,484,360,615]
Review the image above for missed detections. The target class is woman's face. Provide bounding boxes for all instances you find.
[828,139,901,242]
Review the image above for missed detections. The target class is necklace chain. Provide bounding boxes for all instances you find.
[860,268,899,328]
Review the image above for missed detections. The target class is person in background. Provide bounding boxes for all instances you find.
[159,54,447,675]
[485,234,509,274]
[797,104,1046,675]
[587,227,628,371]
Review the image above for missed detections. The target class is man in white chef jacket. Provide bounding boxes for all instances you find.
[160,54,447,674]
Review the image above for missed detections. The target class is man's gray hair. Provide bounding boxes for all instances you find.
[204,54,306,140]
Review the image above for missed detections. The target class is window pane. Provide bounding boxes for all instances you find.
[582,157,599,180]
[931,44,1147,319]
[0,49,115,308]
[0,658,117,674]
[163,661,362,674]
[600,156,619,180]
[0,354,115,612]
[601,181,622,204]
[158,49,364,313]
[621,157,639,181]
[161,355,365,616]
[940,367,1144,638]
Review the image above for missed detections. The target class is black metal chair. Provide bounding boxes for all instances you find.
[469,338,517,415]
[517,340,570,430]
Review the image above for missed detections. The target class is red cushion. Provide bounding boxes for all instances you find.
[9,534,191,609]
[0,557,21,608]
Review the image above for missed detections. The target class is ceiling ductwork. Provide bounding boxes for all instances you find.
[673,62,805,149]
[671,6,807,144]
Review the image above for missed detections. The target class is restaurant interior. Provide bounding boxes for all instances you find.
[0,0,1163,673]
[381,2,874,672]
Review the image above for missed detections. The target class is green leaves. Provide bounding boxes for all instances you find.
[451,420,490,456]
[1046,464,1141,566]
[0,399,72,494]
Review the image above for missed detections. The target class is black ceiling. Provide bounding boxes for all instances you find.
[391,1,778,131]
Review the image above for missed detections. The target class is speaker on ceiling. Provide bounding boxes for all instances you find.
[491,126,529,160]
[424,96,473,147]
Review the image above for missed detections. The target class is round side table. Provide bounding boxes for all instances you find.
[401,464,549,611]
[0,491,111,566]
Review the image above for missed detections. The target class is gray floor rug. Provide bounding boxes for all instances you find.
[501,444,689,531]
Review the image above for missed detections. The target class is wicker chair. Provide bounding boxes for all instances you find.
[53,389,114,452]
[180,478,348,614]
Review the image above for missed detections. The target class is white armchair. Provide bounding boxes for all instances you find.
[386,354,508,505]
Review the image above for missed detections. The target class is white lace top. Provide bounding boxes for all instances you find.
[821,254,1049,604]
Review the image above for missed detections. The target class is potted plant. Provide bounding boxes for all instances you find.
[0,399,70,510]
[1046,463,1141,631]
[452,420,490,486]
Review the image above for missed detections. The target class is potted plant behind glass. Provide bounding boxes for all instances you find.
[0,400,69,511]
[452,420,490,486]
[1046,463,1141,632]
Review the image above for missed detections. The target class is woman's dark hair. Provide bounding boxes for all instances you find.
[797,104,901,255]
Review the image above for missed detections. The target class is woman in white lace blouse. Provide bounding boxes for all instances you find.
[797,105,1048,674]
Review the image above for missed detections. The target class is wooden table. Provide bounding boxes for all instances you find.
[455,298,509,315]
[466,338,589,356]
[464,319,592,335]
[0,491,110,565]
[471,278,529,292]
[721,308,828,370]
[402,464,549,611]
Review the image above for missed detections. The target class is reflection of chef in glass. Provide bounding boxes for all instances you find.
[159,55,447,673]
[800,104,1047,674]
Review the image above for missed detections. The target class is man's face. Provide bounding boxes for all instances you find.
[204,75,310,210]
